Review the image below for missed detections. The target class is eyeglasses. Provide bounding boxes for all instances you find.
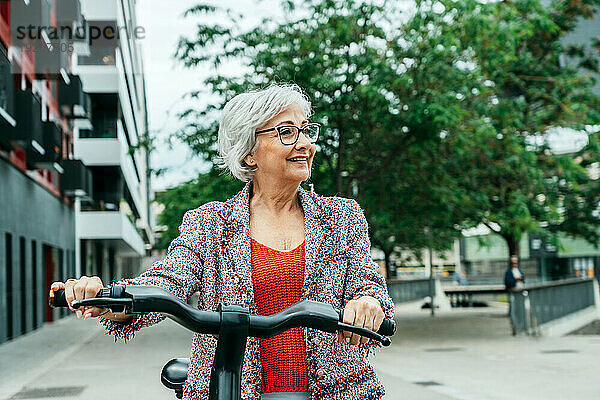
[255,123,321,145]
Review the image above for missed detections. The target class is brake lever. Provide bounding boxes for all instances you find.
[337,322,392,347]
[71,298,133,313]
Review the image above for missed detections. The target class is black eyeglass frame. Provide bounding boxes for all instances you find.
[255,122,321,145]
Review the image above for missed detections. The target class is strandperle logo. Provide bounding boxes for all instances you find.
[12,21,146,46]
[8,0,146,48]
[11,21,146,46]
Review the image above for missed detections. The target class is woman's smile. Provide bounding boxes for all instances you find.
[287,155,310,165]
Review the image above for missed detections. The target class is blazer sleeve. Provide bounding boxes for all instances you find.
[99,208,204,342]
[344,199,394,321]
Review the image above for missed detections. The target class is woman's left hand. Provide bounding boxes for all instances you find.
[337,295,385,346]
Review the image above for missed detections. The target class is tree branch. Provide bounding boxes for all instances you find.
[482,220,502,234]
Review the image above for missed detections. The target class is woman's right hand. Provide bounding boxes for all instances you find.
[50,276,107,319]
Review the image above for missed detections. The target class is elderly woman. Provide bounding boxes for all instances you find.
[51,84,394,400]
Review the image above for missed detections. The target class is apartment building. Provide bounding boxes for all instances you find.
[74,0,152,284]
[0,0,152,344]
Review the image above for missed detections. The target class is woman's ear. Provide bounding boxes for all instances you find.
[243,154,256,167]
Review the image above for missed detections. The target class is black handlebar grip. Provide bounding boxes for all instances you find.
[49,287,113,309]
[49,289,69,308]
[339,307,396,337]
[378,318,396,336]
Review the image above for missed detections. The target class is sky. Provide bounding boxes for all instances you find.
[135,0,285,191]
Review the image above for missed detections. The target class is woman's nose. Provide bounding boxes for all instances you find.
[295,129,312,148]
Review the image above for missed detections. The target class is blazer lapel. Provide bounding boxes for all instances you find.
[298,187,332,300]
[220,182,255,311]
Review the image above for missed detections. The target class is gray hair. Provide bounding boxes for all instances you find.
[217,84,313,182]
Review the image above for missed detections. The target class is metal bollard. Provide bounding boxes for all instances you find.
[523,290,532,335]
[508,293,517,336]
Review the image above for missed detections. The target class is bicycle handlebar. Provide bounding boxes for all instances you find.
[49,285,395,346]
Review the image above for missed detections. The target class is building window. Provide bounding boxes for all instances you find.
[44,244,55,323]
[19,236,26,335]
[31,240,38,329]
[5,233,13,340]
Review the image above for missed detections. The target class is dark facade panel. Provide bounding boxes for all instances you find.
[0,158,75,344]
[9,90,43,152]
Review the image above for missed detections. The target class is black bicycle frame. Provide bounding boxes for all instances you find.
[209,304,249,400]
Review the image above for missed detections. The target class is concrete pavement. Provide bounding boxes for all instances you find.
[0,317,192,399]
[376,302,600,400]
[1,302,599,399]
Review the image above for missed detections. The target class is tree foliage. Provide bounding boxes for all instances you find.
[155,169,242,250]
[164,0,600,273]
[439,0,600,256]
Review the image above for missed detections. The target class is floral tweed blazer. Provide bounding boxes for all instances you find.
[100,182,394,400]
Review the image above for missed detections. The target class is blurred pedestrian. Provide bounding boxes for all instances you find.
[459,272,469,286]
[505,255,524,335]
[453,271,461,286]
[453,271,469,286]
[504,255,525,290]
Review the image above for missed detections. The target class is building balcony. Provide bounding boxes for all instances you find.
[58,74,92,120]
[0,50,16,149]
[74,125,120,165]
[76,210,145,256]
[25,121,63,172]
[62,159,93,198]
[74,121,143,222]
[74,62,118,93]
[11,0,52,49]
[7,90,44,154]
[56,0,83,26]
[32,38,70,80]
[72,7,119,91]
[72,20,120,93]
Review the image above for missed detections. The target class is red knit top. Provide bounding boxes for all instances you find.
[250,238,308,394]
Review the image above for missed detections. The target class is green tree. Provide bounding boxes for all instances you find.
[442,0,600,260]
[375,0,600,266]
[167,0,600,275]
[155,169,242,250]
[173,0,487,275]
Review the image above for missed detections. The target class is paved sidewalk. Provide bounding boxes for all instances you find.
[0,316,192,400]
[1,303,599,399]
[376,302,600,400]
